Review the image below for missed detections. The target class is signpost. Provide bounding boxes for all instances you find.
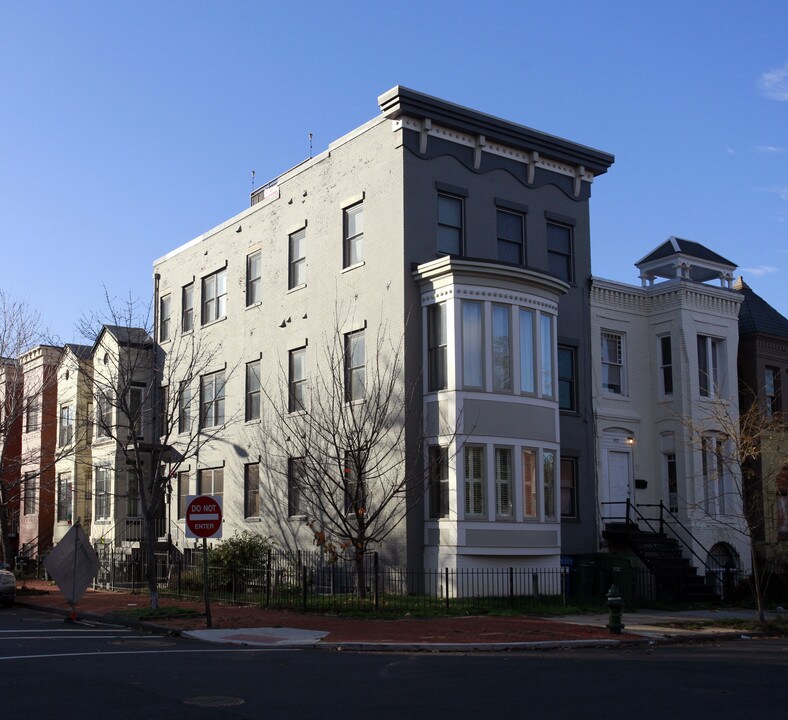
[185,495,223,628]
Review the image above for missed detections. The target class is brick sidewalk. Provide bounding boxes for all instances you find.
[15,580,627,644]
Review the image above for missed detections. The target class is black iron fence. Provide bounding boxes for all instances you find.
[88,546,724,614]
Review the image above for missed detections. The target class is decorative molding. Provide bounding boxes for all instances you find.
[395,116,594,184]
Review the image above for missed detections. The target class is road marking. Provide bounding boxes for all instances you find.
[0,628,132,639]
[0,648,298,661]
[0,635,152,641]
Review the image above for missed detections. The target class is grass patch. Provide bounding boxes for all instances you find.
[116,606,201,620]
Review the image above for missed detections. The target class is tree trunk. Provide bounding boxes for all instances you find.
[0,499,12,566]
[751,547,766,624]
[145,512,159,610]
[355,547,367,601]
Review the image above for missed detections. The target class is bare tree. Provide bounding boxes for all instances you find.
[683,394,787,622]
[0,290,58,564]
[78,292,228,609]
[261,311,450,598]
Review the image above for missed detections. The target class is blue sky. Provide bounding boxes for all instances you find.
[2,1,787,340]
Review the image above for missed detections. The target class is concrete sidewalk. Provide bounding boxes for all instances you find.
[12,579,775,652]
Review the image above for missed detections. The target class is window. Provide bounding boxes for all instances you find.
[464,446,485,518]
[96,392,112,439]
[23,472,37,515]
[427,303,447,392]
[344,451,366,515]
[495,447,513,519]
[345,330,365,401]
[127,384,144,437]
[176,471,189,519]
[543,450,556,520]
[519,309,535,393]
[246,251,262,305]
[200,371,225,428]
[57,473,72,521]
[462,301,484,389]
[701,436,711,513]
[94,467,110,520]
[288,457,306,517]
[660,335,673,396]
[289,228,306,289]
[201,268,227,325]
[343,202,364,267]
[178,382,191,433]
[127,471,140,517]
[540,314,554,398]
[522,450,537,518]
[560,458,577,518]
[288,348,306,412]
[437,194,463,255]
[765,366,781,417]
[697,335,721,398]
[59,404,73,446]
[244,463,260,518]
[197,467,224,503]
[546,222,573,282]
[182,283,194,332]
[497,209,524,265]
[601,332,624,395]
[715,438,727,516]
[159,294,171,342]
[665,452,678,513]
[557,346,576,411]
[428,446,449,519]
[491,305,512,392]
[26,395,39,432]
[246,360,261,421]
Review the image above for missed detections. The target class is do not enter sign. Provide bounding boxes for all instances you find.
[185,495,223,539]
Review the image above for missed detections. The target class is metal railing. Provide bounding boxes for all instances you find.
[89,546,686,613]
[602,499,719,579]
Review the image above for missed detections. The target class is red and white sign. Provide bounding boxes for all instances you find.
[185,495,223,539]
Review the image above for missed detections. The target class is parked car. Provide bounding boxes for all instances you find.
[0,564,16,607]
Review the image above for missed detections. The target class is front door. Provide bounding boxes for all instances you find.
[605,450,631,519]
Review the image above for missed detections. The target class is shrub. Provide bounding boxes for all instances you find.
[208,531,273,571]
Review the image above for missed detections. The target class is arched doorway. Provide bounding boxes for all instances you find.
[706,542,741,599]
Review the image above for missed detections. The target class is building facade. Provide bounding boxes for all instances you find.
[591,238,751,582]
[735,278,788,573]
[153,86,613,571]
[18,345,62,559]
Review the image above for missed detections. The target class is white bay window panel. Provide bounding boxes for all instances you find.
[523,449,537,519]
[462,301,484,389]
[495,447,513,518]
[540,314,554,398]
[519,309,535,394]
[491,305,512,392]
[543,450,556,521]
[464,446,485,518]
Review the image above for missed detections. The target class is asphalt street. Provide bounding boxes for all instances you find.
[2,606,787,720]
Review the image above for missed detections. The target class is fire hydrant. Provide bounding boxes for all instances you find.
[606,584,624,634]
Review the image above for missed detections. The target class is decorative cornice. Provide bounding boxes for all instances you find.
[378,85,614,176]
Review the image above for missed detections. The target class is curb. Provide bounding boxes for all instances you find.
[13,600,766,652]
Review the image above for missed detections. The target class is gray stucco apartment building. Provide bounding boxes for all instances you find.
[153,86,614,572]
